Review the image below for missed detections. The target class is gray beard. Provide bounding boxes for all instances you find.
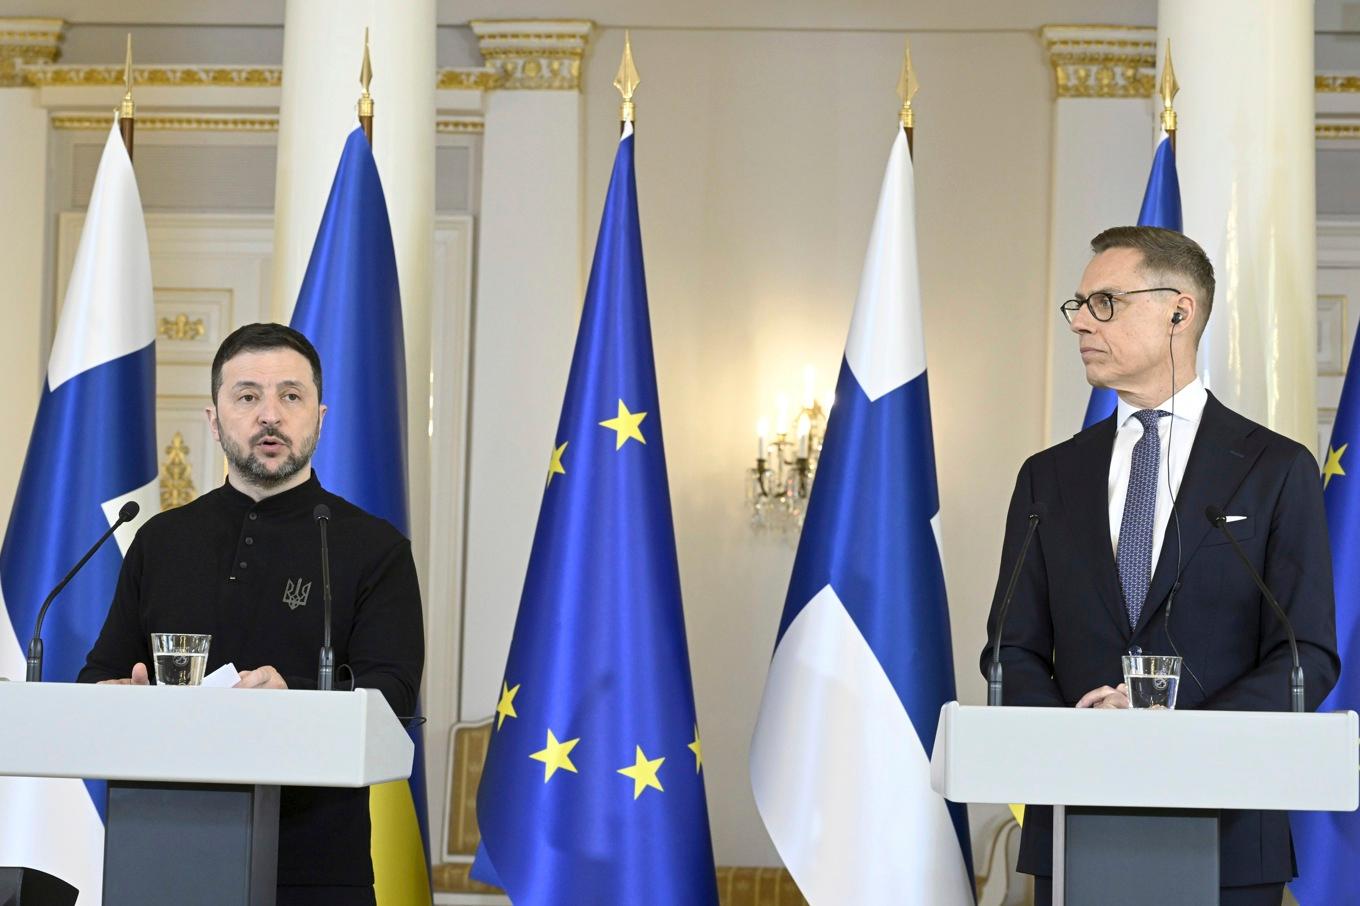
[219,424,319,490]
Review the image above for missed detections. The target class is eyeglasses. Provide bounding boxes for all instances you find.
[1060,287,1181,324]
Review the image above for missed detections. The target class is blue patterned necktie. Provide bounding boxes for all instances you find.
[1116,408,1171,629]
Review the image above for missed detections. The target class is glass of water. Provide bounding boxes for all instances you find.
[1121,654,1182,710]
[150,633,212,686]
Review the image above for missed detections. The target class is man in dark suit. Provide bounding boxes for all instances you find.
[981,226,1340,906]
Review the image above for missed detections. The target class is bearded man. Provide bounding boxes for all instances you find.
[79,322,424,906]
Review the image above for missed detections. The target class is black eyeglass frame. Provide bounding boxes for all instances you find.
[1060,287,1182,324]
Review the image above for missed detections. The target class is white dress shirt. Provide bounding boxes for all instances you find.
[1108,377,1208,576]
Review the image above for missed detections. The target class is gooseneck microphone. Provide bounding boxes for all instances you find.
[1205,505,1306,713]
[26,500,141,683]
[988,503,1046,706]
[313,503,335,692]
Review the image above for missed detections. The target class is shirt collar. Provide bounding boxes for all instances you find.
[218,470,325,516]
[1116,376,1207,428]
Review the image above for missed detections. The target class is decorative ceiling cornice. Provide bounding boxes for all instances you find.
[1041,25,1157,99]
[25,64,281,87]
[0,17,63,86]
[469,19,594,91]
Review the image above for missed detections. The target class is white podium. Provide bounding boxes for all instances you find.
[0,683,414,906]
[931,702,1359,905]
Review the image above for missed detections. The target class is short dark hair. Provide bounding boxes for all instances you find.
[211,323,323,404]
[1090,226,1215,337]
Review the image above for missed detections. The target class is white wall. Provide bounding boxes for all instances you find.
[579,26,1054,864]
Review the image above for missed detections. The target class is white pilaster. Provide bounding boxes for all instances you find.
[1041,26,1157,445]
[1160,0,1317,446]
[0,18,63,538]
[459,19,592,719]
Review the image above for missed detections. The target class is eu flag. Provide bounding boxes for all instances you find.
[1290,335,1360,902]
[288,127,431,904]
[1082,135,1183,427]
[471,122,719,905]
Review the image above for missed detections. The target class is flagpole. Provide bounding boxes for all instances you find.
[1159,38,1178,154]
[357,27,374,146]
[119,33,135,161]
[898,38,918,156]
[614,30,639,132]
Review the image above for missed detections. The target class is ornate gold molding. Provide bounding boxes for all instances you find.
[436,118,484,134]
[1317,122,1360,140]
[0,17,63,86]
[1041,25,1156,99]
[53,114,279,132]
[436,68,498,91]
[25,64,281,87]
[160,432,196,511]
[1318,74,1360,93]
[158,314,206,341]
[470,19,594,91]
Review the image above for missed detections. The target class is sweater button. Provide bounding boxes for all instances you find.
[249,512,258,520]
[244,537,254,545]
[239,561,247,569]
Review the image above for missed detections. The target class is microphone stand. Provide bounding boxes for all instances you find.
[314,505,335,691]
[988,509,1044,706]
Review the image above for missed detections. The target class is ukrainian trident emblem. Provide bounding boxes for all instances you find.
[283,577,312,610]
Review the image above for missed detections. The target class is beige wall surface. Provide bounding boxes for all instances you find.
[581,26,1052,864]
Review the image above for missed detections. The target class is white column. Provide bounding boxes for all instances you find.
[459,20,592,719]
[272,0,436,593]
[1040,27,1158,445]
[0,19,63,534]
[1160,0,1316,445]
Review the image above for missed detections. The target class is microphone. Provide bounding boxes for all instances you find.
[313,503,335,692]
[26,500,140,683]
[987,502,1046,706]
[1204,505,1305,712]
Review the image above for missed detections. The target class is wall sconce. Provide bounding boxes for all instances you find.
[748,365,834,536]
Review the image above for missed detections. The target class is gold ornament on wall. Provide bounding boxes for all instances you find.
[160,432,196,511]
[158,314,206,341]
[1041,26,1157,99]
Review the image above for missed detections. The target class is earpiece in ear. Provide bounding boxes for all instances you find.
[1171,311,1185,324]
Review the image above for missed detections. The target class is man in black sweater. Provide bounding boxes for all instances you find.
[78,323,425,906]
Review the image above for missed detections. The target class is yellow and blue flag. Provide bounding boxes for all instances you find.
[470,121,719,904]
[1290,341,1360,901]
[289,127,431,904]
[1082,135,1183,427]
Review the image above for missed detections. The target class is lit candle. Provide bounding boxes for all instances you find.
[797,413,810,458]
[756,418,769,459]
[821,389,835,416]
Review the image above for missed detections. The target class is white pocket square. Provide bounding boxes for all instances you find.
[1225,514,1247,523]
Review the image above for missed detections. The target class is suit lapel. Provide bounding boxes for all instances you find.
[1056,414,1131,641]
[1133,392,1264,638]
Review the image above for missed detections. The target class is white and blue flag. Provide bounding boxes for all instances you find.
[0,121,158,905]
[750,128,974,904]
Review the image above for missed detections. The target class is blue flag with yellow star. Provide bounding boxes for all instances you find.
[1290,340,1360,902]
[470,121,719,905]
[1082,135,1182,428]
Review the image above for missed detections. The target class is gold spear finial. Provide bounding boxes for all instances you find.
[1159,38,1178,134]
[120,32,135,119]
[614,31,640,124]
[898,38,919,130]
[358,27,374,119]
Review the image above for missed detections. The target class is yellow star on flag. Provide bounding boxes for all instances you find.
[1324,442,1348,490]
[529,729,580,782]
[495,681,520,730]
[617,745,665,799]
[599,399,647,449]
[688,725,703,773]
[547,441,568,487]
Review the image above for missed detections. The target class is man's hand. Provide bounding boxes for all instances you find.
[234,665,288,689]
[97,662,150,685]
[1076,683,1130,709]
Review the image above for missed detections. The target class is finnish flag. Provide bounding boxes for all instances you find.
[750,128,974,904]
[0,121,158,904]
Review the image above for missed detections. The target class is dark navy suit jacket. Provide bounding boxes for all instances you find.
[980,392,1340,887]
